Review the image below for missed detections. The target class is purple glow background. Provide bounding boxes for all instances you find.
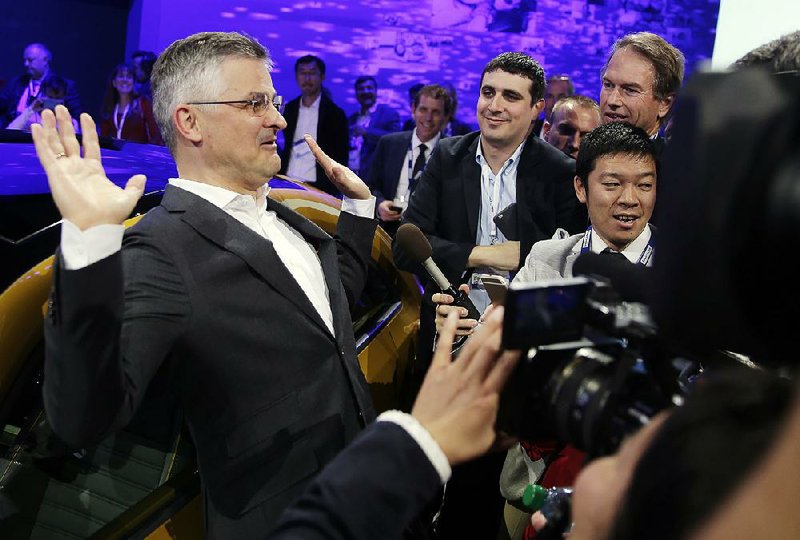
[138,0,719,126]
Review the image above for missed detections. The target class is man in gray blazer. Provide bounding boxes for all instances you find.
[33,31,377,539]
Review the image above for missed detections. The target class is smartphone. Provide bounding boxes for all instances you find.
[40,98,64,111]
[502,277,591,350]
[480,274,508,305]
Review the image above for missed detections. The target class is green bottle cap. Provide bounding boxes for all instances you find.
[522,484,549,512]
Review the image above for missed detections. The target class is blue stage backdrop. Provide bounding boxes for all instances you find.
[134,0,720,129]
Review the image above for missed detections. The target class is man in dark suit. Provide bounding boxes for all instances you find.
[366,84,452,236]
[33,32,377,539]
[347,75,401,177]
[0,42,80,128]
[393,52,585,540]
[280,55,350,197]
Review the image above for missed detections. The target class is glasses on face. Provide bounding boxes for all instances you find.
[187,93,284,116]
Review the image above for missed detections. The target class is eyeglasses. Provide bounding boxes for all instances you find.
[187,93,284,116]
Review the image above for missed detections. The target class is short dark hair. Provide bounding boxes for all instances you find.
[413,84,454,117]
[602,32,685,99]
[733,30,800,73]
[575,122,657,188]
[295,55,325,75]
[408,82,425,102]
[132,50,157,62]
[355,75,377,89]
[42,74,67,97]
[481,52,545,103]
[611,369,793,540]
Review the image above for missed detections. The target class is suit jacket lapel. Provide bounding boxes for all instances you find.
[266,196,348,342]
[163,186,334,338]
[463,136,482,237]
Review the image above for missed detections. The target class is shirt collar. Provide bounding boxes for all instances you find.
[300,93,322,110]
[169,177,271,212]
[412,129,440,150]
[590,224,652,263]
[475,136,526,175]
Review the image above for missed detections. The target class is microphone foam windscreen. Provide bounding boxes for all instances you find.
[395,223,433,264]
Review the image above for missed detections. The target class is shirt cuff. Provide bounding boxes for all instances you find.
[341,195,376,219]
[378,410,452,484]
[60,220,125,270]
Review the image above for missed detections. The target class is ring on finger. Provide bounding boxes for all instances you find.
[55,152,66,159]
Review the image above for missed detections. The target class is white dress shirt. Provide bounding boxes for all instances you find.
[394,129,440,202]
[287,94,321,183]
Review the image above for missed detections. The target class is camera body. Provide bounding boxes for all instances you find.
[498,276,695,457]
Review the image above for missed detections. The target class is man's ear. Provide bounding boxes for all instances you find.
[532,98,545,119]
[542,120,551,139]
[174,104,203,144]
[574,175,587,204]
[657,93,676,121]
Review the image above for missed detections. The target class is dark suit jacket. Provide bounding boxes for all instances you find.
[0,72,81,128]
[366,129,414,207]
[393,131,586,368]
[280,93,349,197]
[270,421,441,540]
[348,103,401,177]
[43,185,377,538]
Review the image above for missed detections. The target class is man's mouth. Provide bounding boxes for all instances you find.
[604,112,627,121]
[614,214,638,225]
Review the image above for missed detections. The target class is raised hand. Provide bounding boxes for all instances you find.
[303,134,370,200]
[412,307,520,465]
[31,105,146,231]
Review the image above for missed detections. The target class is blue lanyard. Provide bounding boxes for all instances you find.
[580,226,654,265]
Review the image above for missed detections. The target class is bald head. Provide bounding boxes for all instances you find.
[24,43,51,80]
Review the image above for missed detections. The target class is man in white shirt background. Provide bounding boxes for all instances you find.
[279,54,349,197]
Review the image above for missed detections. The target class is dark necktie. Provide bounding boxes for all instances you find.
[409,143,427,192]
[601,247,629,263]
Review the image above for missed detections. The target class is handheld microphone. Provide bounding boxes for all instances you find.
[395,223,482,323]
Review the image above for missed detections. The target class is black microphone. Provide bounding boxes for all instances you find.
[395,223,482,323]
[572,251,651,303]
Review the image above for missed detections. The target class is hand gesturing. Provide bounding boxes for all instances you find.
[304,134,370,200]
[31,105,146,231]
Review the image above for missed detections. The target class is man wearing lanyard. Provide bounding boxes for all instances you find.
[280,55,349,197]
[393,52,585,540]
[0,42,81,128]
[366,84,451,236]
[435,121,658,540]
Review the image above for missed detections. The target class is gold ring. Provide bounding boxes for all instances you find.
[55,152,66,159]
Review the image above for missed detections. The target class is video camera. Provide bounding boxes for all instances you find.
[497,275,698,458]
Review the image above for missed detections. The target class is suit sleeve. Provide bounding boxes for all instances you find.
[394,144,475,283]
[43,228,190,449]
[329,105,351,168]
[269,422,442,540]
[334,211,378,309]
[366,136,390,207]
[364,107,400,146]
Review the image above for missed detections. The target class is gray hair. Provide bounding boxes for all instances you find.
[151,31,272,151]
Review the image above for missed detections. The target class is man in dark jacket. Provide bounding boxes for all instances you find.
[280,55,349,197]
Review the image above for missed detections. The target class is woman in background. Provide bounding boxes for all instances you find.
[98,63,163,145]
